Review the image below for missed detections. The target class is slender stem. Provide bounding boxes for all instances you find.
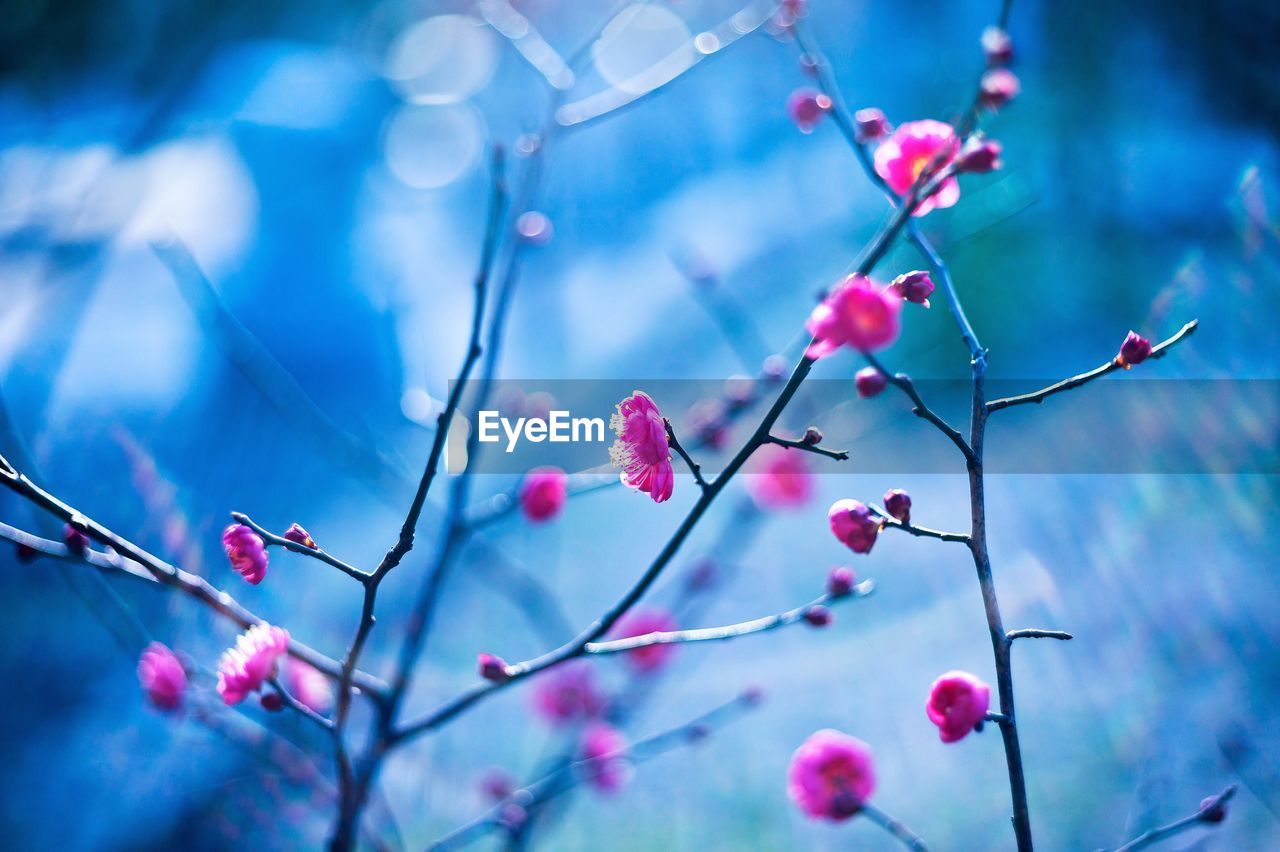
[231,512,370,582]
[665,419,708,490]
[985,321,1198,412]
[1006,629,1072,643]
[861,801,931,852]
[868,505,970,544]
[1111,786,1236,852]
[268,676,335,732]
[863,352,976,463]
[765,435,850,461]
[584,580,874,656]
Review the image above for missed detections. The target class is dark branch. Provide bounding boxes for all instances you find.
[231,512,370,583]
[868,505,970,544]
[1109,786,1236,852]
[665,419,708,491]
[765,434,850,461]
[1006,628,1073,643]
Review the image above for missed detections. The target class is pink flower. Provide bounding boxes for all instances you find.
[787,88,832,133]
[137,643,187,711]
[283,523,316,549]
[477,653,510,683]
[981,26,1013,65]
[580,723,629,793]
[854,108,892,143]
[855,367,887,399]
[609,391,674,503]
[873,120,962,216]
[787,729,877,820]
[980,68,1021,108]
[803,605,833,627]
[216,623,290,705]
[805,275,903,359]
[883,488,911,524]
[926,671,991,743]
[955,138,1003,174]
[1116,331,1152,368]
[222,523,268,585]
[827,566,856,597]
[285,659,333,714]
[745,445,813,510]
[614,609,679,673]
[891,270,935,307]
[531,662,606,726]
[519,466,568,522]
[829,499,882,554]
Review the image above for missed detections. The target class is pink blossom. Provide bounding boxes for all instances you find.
[827,566,856,597]
[609,391,674,503]
[531,662,606,726]
[980,68,1021,108]
[981,26,1014,65]
[803,605,833,627]
[283,523,316,549]
[477,653,510,683]
[873,120,962,216]
[787,729,877,820]
[883,488,912,524]
[955,137,1004,174]
[805,274,903,359]
[854,107,892,143]
[891,270,935,307]
[926,671,991,743]
[580,723,629,793]
[614,609,679,674]
[745,445,814,510]
[787,88,832,133]
[519,466,568,522]
[285,659,333,714]
[829,499,881,554]
[1116,331,1152,368]
[222,523,268,585]
[137,642,187,711]
[216,623,290,705]
[855,367,888,399]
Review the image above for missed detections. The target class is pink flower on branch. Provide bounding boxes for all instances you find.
[216,623,290,705]
[137,643,187,712]
[854,107,892,143]
[613,609,680,673]
[829,499,882,554]
[805,275,902,359]
[926,670,991,743]
[222,523,268,585]
[580,723,629,794]
[531,662,606,726]
[519,466,568,522]
[788,729,877,820]
[744,444,813,510]
[283,523,316,549]
[787,88,832,133]
[873,120,961,216]
[609,391,674,503]
[1115,331,1153,368]
[982,26,1014,66]
[891,270,935,307]
[855,367,887,398]
[980,68,1021,109]
[883,489,912,524]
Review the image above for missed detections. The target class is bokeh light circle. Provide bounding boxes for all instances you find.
[385,14,497,105]
[382,103,484,190]
[592,5,694,95]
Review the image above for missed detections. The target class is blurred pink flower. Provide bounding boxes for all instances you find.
[805,275,902,359]
[609,391,674,503]
[980,68,1021,108]
[531,662,606,726]
[787,88,832,133]
[1116,331,1152,368]
[745,445,814,510]
[955,138,1004,174]
[827,566,857,597]
[217,623,290,705]
[854,107,892,143]
[614,609,679,673]
[829,499,881,554]
[855,367,887,398]
[285,659,333,714]
[137,642,187,712]
[926,671,991,743]
[981,26,1014,65]
[788,729,877,820]
[873,120,961,216]
[580,723,629,794]
[519,467,568,522]
[222,523,268,585]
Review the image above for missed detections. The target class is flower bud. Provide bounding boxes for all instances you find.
[788,88,832,133]
[891,270,935,307]
[63,524,89,555]
[981,26,1014,65]
[854,108,892,143]
[855,367,887,399]
[926,671,991,743]
[954,138,1003,174]
[481,768,515,802]
[478,653,511,683]
[1199,796,1228,824]
[979,68,1021,108]
[15,543,39,564]
[883,489,912,524]
[260,692,285,712]
[802,426,824,445]
[803,605,833,627]
[1116,331,1153,368]
[283,523,316,549]
[827,566,856,597]
[828,499,881,554]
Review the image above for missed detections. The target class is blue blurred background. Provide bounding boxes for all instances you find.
[1,0,1278,848]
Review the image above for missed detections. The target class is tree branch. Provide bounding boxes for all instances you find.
[1109,786,1236,852]
[868,505,970,544]
[665,419,709,491]
[1006,628,1073,643]
[765,434,850,461]
[231,512,370,582]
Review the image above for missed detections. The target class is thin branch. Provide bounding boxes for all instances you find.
[985,321,1199,413]
[268,676,335,732]
[478,0,573,90]
[584,580,874,656]
[1110,786,1236,852]
[861,801,931,852]
[1006,628,1073,643]
[863,352,976,463]
[868,505,970,544]
[231,512,370,582]
[765,435,850,461]
[665,419,708,491]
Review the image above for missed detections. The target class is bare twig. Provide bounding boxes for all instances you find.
[868,505,970,544]
[665,419,709,490]
[1006,628,1073,643]
[765,435,850,461]
[1109,786,1236,852]
[862,801,931,852]
[231,512,369,582]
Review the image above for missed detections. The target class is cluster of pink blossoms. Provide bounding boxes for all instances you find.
[609,391,674,503]
[216,623,290,705]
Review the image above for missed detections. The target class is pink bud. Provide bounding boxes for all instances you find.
[519,467,568,523]
[222,523,268,585]
[926,671,991,743]
[63,524,89,554]
[854,108,892,143]
[283,523,316,549]
[481,768,516,802]
[137,642,187,712]
[1116,331,1153,368]
[827,566,856,597]
[515,211,553,246]
[980,68,1021,108]
[15,543,39,564]
[955,138,1003,174]
[260,692,285,712]
[801,426,824,445]
[981,26,1014,65]
[478,653,510,683]
[788,729,876,821]
[580,723,629,793]
[803,605,833,627]
[788,88,832,133]
[1199,796,1228,824]
[883,489,911,524]
[855,367,887,399]
[614,609,679,674]
[891,270,935,307]
[828,499,881,554]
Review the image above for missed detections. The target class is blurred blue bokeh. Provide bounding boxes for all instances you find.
[1,0,1278,849]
